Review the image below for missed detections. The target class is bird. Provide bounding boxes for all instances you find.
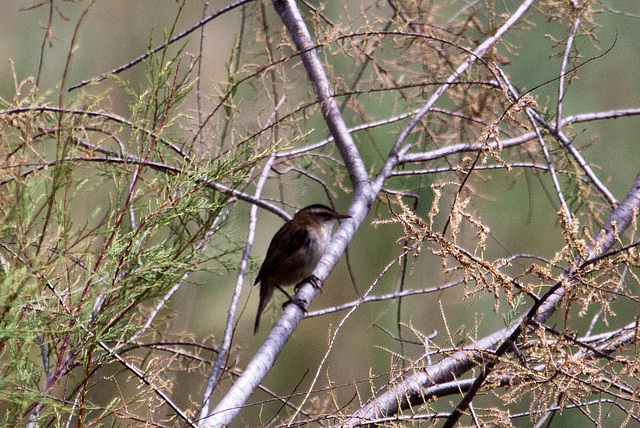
[253,204,350,334]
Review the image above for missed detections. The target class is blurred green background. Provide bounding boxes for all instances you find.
[2,1,639,426]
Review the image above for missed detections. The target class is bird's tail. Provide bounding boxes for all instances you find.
[254,281,273,334]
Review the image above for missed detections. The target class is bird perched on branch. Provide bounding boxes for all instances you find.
[253,204,350,334]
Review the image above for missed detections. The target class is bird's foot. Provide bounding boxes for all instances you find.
[274,284,307,312]
[294,275,322,293]
[282,295,307,312]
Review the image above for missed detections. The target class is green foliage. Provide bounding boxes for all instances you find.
[2,0,639,426]
[0,31,260,424]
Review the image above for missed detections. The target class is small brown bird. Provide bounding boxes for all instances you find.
[253,204,350,334]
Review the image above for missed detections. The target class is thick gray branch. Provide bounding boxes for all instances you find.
[201,1,376,425]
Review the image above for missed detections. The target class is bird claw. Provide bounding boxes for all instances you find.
[284,276,321,312]
[294,275,322,293]
[274,284,309,312]
[282,296,307,312]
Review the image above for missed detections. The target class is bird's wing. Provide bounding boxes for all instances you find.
[254,224,310,284]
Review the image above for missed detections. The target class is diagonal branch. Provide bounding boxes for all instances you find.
[200,0,374,425]
[345,169,640,426]
[272,0,370,192]
[204,0,543,425]
[375,0,537,187]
